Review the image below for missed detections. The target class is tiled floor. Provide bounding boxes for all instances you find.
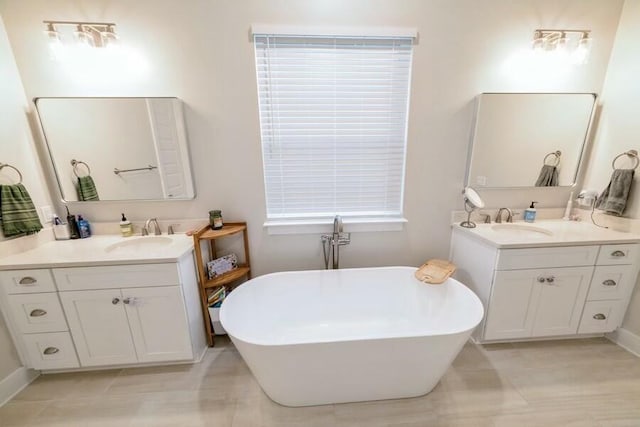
[1,337,639,426]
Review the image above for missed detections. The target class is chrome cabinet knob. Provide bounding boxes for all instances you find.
[123,297,131,305]
[546,276,555,283]
[593,313,606,320]
[18,276,37,285]
[29,309,47,317]
[43,347,59,355]
[611,250,626,257]
[112,298,120,305]
[602,279,617,287]
[537,276,546,283]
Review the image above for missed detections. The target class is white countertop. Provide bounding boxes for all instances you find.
[0,234,195,270]
[452,219,640,248]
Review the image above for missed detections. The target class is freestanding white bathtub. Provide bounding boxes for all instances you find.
[220,266,483,407]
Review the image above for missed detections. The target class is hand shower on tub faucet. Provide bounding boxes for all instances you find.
[321,215,351,269]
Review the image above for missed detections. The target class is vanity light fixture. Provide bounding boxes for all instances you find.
[43,21,118,48]
[531,29,592,63]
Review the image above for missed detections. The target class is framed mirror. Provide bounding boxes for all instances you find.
[465,93,596,189]
[36,97,195,202]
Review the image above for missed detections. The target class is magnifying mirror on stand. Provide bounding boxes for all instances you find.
[460,187,485,228]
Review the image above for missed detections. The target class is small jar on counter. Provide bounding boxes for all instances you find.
[209,210,224,230]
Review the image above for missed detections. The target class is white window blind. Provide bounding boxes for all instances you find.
[254,34,413,219]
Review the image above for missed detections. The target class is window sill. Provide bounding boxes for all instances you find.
[264,217,408,235]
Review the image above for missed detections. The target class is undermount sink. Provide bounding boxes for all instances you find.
[491,223,554,236]
[104,236,173,253]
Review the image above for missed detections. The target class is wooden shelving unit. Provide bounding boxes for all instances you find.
[193,222,251,346]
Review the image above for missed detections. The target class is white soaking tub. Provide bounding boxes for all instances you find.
[220,266,483,407]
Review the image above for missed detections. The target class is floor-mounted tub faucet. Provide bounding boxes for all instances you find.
[321,215,351,269]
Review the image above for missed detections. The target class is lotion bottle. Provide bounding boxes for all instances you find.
[524,201,538,223]
[77,215,91,238]
[120,213,133,237]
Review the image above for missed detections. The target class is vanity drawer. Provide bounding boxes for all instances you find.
[53,264,180,291]
[578,300,624,334]
[8,293,68,334]
[496,246,599,270]
[0,269,56,294]
[22,332,79,370]
[587,265,635,301]
[596,244,639,265]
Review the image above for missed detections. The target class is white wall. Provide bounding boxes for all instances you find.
[582,0,640,337]
[0,14,53,382]
[0,0,623,277]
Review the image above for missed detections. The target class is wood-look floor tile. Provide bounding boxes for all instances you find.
[11,370,121,402]
[0,400,50,426]
[233,394,337,427]
[2,337,639,426]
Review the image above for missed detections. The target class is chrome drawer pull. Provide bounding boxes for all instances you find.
[43,347,59,355]
[602,279,617,287]
[29,309,47,317]
[18,277,37,285]
[611,250,626,257]
[593,313,606,320]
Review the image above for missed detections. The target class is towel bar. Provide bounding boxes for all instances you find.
[113,165,158,175]
[0,163,23,184]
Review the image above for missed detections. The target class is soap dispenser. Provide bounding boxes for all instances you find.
[524,201,538,223]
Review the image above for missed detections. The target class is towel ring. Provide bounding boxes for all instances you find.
[611,150,639,170]
[70,159,91,177]
[0,163,23,184]
[543,150,561,167]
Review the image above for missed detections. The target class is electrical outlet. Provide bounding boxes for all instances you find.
[40,205,54,223]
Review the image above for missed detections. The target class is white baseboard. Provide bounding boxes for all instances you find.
[0,367,39,407]
[606,328,640,357]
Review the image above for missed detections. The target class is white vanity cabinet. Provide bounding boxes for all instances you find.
[451,226,640,343]
[0,252,206,371]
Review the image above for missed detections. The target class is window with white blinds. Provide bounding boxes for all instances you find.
[254,34,413,220]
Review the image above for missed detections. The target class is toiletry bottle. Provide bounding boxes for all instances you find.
[66,206,80,239]
[77,215,91,238]
[524,201,538,223]
[120,213,133,237]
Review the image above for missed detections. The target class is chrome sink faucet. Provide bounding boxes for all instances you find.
[495,208,513,223]
[142,218,161,236]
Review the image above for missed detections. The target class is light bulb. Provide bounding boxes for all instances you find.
[531,31,544,52]
[573,32,592,65]
[100,25,119,48]
[74,25,94,47]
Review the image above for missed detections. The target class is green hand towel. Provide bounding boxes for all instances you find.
[0,184,44,237]
[77,176,99,201]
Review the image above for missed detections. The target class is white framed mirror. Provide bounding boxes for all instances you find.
[465,93,597,189]
[36,97,195,202]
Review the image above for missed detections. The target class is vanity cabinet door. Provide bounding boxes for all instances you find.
[484,270,542,340]
[484,266,593,341]
[531,266,593,337]
[123,286,193,363]
[59,290,138,367]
